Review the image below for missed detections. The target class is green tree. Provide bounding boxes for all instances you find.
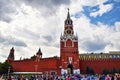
[0,62,2,74]
[90,68,95,75]
[118,69,120,73]
[110,68,117,74]
[0,61,13,74]
[102,69,110,75]
[86,66,91,74]
[31,55,36,59]
[86,66,95,74]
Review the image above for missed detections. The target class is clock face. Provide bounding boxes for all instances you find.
[67,30,71,34]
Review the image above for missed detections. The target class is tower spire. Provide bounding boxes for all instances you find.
[36,48,42,61]
[37,48,42,55]
[65,8,73,25]
[7,47,15,62]
[67,8,70,19]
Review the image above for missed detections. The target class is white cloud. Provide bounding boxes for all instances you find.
[0,0,119,62]
[104,22,120,52]
[73,13,120,53]
[90,4,113,17]
[80,0,108,6]
[115,22,120,31]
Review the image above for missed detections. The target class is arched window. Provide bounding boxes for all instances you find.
[66,39,72,47]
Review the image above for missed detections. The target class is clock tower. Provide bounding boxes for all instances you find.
[60,9,80,74]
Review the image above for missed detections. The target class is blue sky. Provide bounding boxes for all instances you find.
[73,0,120,26]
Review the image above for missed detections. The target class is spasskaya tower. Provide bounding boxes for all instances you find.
[60,9,80,74]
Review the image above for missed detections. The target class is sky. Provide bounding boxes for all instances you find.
[0,0,120,62]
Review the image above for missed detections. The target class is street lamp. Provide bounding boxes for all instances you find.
[8,66,10,78]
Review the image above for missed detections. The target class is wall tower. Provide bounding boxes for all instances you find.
[36,48,42,62]
[60,9,80,74]
[7,47,15,62]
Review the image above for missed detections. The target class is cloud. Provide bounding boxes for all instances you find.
[20,0,70,17]
[0,0,120,62]
[80,0,107,6]
[22,0,70,9]
[0,54,8,59]
[0,0,70,23]
[90,4,113,17]
[104,22,120,51]
[115,22,120,31]
[80,37,106,52]
[0,0,19,23]
[42,35,54,46]
[43,35,53,42]
[74,14,120,53]
[15,27,40,40]
[0,32,27,47]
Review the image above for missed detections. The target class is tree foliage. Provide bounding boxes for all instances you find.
[0,61,13,74]
[31,55,36,59]
[102,68,119,75]
[86,66,95,75]
[102,69,110,75]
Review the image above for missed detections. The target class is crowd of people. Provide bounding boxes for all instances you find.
[0,73,119,80]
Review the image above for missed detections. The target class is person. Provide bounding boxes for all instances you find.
[106,74,111,80]
[90,75,95,80]
[81,75,87,80]
[61,75,65,80]
[66,76,70,80]
[0,75,3,80]
[111,75,114,80]
[101,74,105,80]
[8,76,12,80]
[74,76,79,80]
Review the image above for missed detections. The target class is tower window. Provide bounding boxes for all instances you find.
[68,21,69,24]
[66,39,72,47]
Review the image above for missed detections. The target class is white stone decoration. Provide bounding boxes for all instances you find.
[74,69,80,74]
[61,69,67,74]
[68,57,72,64]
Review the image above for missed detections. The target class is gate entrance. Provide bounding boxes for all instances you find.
[67,64,73,74]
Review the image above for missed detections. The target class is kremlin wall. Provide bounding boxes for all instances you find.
[7,10,120,75]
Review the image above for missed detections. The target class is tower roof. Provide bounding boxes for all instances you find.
[65,8,73,25]
[36,48,42,55]
[8,47,14,61]
[67,8,70,20]
[11,47,14,51]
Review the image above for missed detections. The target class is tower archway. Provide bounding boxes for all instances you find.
[67,64,73,74]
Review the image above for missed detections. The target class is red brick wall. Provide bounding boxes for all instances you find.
[10,57,60,74]
[80,58,120,74]
[66,39,72,47]
[9,56,120,74]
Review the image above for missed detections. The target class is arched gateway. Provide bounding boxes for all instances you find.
[67,64,73,74]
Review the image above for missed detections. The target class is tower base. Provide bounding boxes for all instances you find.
[61,69,80,74]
